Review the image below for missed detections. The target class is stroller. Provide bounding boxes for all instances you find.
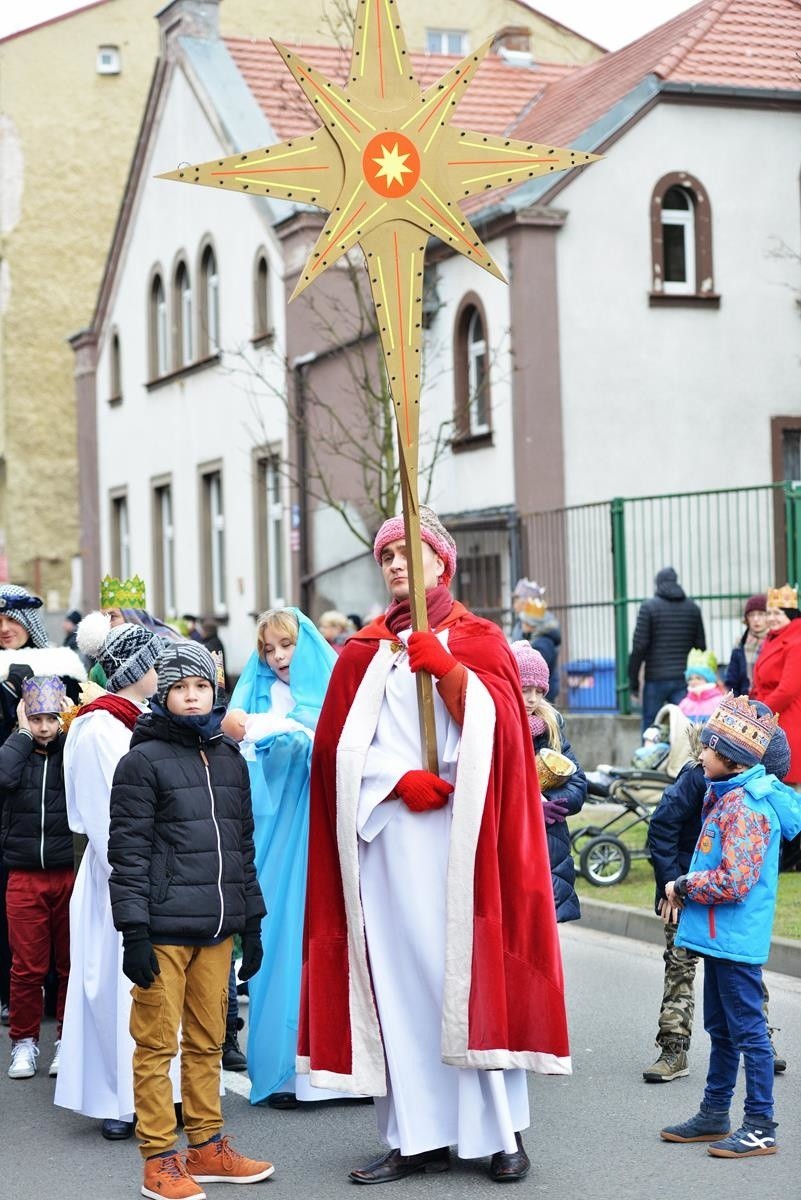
[572,705,695,886]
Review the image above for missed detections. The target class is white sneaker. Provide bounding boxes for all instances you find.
[48,1039,61,1077]
[8,1038,39,1079]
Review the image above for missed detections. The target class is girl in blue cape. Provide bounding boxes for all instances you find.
[224,608,337,1107]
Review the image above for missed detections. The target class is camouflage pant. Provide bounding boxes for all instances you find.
[656,922,771,1048]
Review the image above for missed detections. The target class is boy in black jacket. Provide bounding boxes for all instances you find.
[0,675,72,1081]
[109,643,271,1200]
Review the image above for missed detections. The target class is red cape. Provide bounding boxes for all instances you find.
[297,605,570,1094]
[751,619,801,783]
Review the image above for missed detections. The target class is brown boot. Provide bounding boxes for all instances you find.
[142,1152,206,1200]
[643,1041,689,1083]
[186,1135,274,1184]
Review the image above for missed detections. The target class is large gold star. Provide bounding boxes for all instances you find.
[160,0,599,497]
[160,0,599,766]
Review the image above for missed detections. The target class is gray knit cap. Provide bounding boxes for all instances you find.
[156,641,217,705]
[100,623,163,693]
[0,585,49,649]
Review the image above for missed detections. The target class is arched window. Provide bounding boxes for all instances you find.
[453,295,492,443]
[650,173,716,304]
[253,251,272,340]
[199,242,219,355]
[173,259,193,367]
[149,271,168,379]
[109,330,122,402]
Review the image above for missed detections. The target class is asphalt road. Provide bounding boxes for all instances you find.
[1,924,799,1199]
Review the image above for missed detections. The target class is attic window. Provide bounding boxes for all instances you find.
[650,172,719,308]
[426,29,468,55]
[97,45,121,75]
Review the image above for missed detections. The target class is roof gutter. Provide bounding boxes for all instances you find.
[659,81,801,105]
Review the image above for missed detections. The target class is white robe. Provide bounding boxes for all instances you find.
[356,631,529,1158]
[55,708,179,1120]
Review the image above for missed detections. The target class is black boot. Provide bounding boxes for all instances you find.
[222,1025,247,1072]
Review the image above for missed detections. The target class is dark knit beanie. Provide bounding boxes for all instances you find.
[156,642,217,705]
[743,594,766,619]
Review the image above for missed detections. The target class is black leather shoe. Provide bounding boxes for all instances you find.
[101,1118,135,1140]
[349,1147,450,1184]
[222,1029,248,1072]
[267,1091,299,1109]
[489,1133,530,1182]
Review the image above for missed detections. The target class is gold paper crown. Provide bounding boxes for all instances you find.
[209,650,226,689]
[100,574,147,610]
[706,691,778,759]
[766,583,798,610]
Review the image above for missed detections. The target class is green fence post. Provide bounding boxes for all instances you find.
[610,496,630,715]
[784,482,801,586]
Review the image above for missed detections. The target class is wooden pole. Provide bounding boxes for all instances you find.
[399,455,439,773]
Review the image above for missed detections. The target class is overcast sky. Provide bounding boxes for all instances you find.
[0,0,701,49]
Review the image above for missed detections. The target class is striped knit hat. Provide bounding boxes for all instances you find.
[156,641,217,705]
[0,585,49,649]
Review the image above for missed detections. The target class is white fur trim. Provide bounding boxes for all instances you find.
[0,645,87,684]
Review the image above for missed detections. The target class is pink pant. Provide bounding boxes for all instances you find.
[6,867,74,1041]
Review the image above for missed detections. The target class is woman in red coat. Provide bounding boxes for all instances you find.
[751,585,801,784]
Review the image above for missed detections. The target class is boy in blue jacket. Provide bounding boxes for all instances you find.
[659,692,801,1158]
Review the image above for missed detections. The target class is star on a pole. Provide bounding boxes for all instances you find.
[160,0,600,766]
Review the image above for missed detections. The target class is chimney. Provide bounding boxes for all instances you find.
[491,26,532,55]
[156,0,219,55]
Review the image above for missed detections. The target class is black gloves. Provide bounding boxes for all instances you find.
[238,918,263,982]
[3,663,33,701]
[122,926,160,989]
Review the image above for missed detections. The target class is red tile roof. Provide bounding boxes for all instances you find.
[224,38,574,140]
[512,0,801,148]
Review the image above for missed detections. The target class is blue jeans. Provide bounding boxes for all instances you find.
[702,956,774,1122]
[641,678,686,732]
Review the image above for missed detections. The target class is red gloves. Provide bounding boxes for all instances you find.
[395,770,454,813]
[407,631,458,678]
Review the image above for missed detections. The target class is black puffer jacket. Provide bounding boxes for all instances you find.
[628,568,706,691]
[108,710,265,943]
[0,731,72,870]
[534,723,587,922]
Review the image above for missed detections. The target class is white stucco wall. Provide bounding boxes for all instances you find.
[420,236,516,513]
[96,63,289,674]
[554,100,801,506]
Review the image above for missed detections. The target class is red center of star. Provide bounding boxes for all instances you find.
[363,131,421,197]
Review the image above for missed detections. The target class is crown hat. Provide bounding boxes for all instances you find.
[100,574,147,610]
[22,675,67,717]
[701,691,778,766]
[766,583,798,610]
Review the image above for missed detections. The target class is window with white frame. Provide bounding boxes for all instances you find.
[454,297,492,443]
[96,45,121,74]
[201,469,226,614]
[426,28,468,54]
[173,261,193,368]
[110,330,122,401]
[199,244,219,355]
[110,492,131,579]
[149,272,168,378]
[256,456,287,609]
[467,307,489,433]
[661,186,696,294]
[153,482,176,618]
[254,252,272,340]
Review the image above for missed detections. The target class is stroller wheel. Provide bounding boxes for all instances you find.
[570,825,602,850]
[579,835,631,887]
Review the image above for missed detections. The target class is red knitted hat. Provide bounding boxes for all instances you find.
[373,506,457,586]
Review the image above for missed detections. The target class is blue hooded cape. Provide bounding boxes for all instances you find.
[229,608,336,1101]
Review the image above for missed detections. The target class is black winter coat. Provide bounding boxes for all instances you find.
[108,711,266,943]
[0,731,72,870]
[628,571,706,691]
[534,725,587,922]
[646,761,704,912]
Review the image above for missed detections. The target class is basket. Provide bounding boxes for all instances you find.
[536,746,577,792]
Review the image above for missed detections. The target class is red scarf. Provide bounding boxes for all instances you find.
[385,585,454,637]
[78,693,141,732]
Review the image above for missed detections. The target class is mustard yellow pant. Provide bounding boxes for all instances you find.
[130,938,232,1159]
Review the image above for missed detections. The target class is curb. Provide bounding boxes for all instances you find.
[578,897,801,980]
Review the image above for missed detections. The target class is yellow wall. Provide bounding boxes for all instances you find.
[0,0,599,606]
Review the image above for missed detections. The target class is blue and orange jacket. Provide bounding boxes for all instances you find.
[674,764,801,964]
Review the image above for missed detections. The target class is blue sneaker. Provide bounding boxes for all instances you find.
[707,1121,777,1158]
[660,1109,730,1143]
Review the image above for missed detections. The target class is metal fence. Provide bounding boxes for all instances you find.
[520,482,801,712]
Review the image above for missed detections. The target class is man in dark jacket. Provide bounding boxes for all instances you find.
[628,568,706,731]
[108,642,272,1199]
